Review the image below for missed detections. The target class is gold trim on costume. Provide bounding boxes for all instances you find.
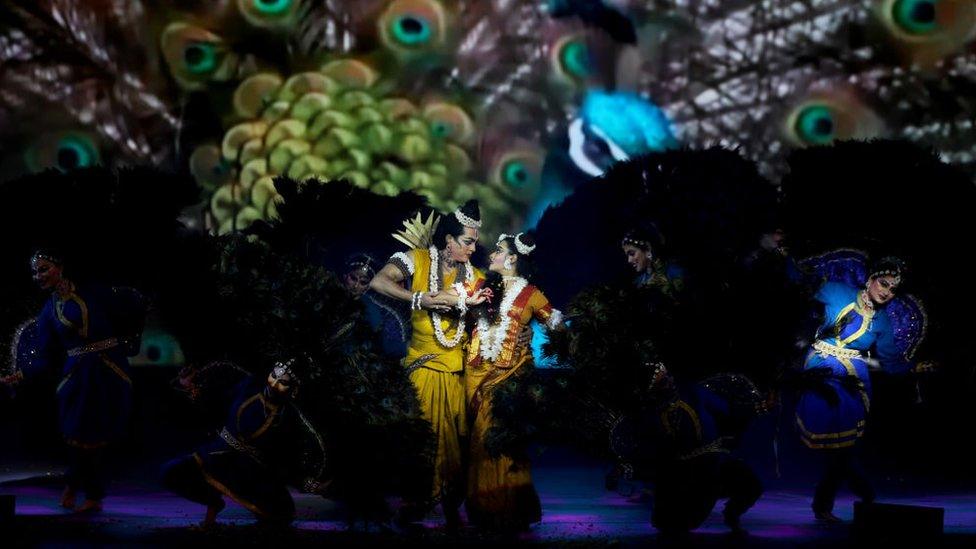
[813,340,863,359]
[661,400,703,442]
[833,295,874,348]
[67,338,120,357]
[56,293,90,339]
[405,353,438,375]
[801,437,858,450]
[680,437,734,460]
[236,393,261,430]
[55,299,76,332]
[56,352,132,394]
[99,353,132,385]
[249,394,281,440]
[839,318,871,346]
[192,452,271,518]
[837,356,871,412]
[796,415,865,440]
[235,393,279,441]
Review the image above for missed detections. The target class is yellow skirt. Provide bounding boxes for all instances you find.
[464,356,541,529]
[409,366,467,503]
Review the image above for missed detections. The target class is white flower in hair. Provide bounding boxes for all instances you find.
[514,233,535,255]
[497,233,535,255]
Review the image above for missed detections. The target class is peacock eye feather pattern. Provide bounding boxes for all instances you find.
[0,1,178,167]
[3,0,976,228]
[624,0,976,177]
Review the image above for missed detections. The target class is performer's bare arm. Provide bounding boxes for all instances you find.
[370,263,413,302]
[369,264,456,312]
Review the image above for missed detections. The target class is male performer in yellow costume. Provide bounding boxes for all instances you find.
[370,199,487,528]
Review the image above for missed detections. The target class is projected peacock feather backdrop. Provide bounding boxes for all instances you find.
[1,0,974,236]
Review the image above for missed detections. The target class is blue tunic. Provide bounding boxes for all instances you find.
[617,378,756,474]
[796,282,910,450]
[657,383,752,461]
[194,376,296,473]
[362,292,408,358]
[28,286,138,448]
[190,376,319,520]
[643,381,762,533]
[635,260,684,296]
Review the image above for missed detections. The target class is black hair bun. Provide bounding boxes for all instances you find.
[459,199,481,222]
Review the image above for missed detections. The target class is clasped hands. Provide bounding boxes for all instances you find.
[417,287,492,313]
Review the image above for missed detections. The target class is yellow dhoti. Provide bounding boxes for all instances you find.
[408,365,466,502]
[393,247,484,506]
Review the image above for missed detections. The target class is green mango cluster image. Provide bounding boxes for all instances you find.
[192,59,492,234]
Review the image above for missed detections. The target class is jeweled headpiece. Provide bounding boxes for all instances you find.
[31,251,63,266]
[346,254,377,277]
[621,237,650,250]
[621,225,662,252]
[869,256,906,285]
[351,262,373,276]
[498,233,535,255]
[648,361,670,389]
[453,208,481,229]
[272,359,300,384]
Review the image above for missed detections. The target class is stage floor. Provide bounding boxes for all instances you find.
[2,464,975,547]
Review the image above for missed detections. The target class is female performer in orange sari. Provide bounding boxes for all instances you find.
[464,232,563,531]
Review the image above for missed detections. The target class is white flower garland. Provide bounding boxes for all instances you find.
[428,246,474,348]
[452,282,468,315]
[477,276,528,362]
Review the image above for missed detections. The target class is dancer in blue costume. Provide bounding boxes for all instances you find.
[162,360,328,527]
[537,149,783,535]
[774,140,976,523]
[342,253,409,359]
[2,250,145,513]
[608,364,764,535]
[795,254,932,522]
[620,226,684,297]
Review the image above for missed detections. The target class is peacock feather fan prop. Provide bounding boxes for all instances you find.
[526,148,806,459]
[171,233,435,518]
[780,139,976,377]
[535,283,691,458]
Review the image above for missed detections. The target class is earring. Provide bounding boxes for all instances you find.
[504,257,514,270]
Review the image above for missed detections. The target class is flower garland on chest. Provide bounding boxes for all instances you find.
[428,246,474,348]
[477,276,528,361]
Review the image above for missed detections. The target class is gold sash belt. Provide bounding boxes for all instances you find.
[813,340,862,360]
[67,337,120,357]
